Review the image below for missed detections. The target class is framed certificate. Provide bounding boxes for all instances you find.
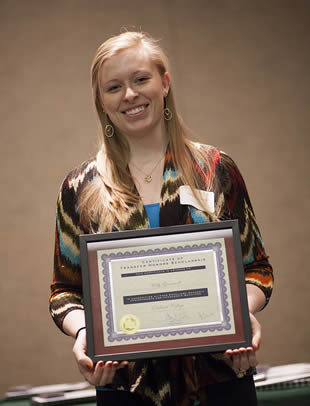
[80,220,252,362]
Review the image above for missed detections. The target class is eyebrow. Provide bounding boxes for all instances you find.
[102,69,152,87]
[132,69,150,76]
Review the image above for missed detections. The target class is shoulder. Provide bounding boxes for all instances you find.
[214,152,251,208]
[188,142,243,176]
[57,157,99,203]
[188,141,219,156]
[216,151,245,185]
[187,141,221,168]
[218,151,240,170]
[60,158,98,191]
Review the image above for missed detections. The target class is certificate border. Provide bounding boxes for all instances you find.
[102,242,231,342]
[80,220,252,362]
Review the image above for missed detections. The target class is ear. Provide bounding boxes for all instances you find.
[162,71,171,97]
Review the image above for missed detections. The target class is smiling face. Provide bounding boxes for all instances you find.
[99,46,170,140]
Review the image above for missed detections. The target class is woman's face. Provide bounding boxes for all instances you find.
[99,46,170,139]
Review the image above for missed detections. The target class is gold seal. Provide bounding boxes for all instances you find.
[120,314,140,335]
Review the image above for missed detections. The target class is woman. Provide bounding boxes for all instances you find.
[50,31,273,405]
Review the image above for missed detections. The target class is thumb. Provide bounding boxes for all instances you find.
[250,313,261,350]
[73,341,93,371]
[79,354,93,370]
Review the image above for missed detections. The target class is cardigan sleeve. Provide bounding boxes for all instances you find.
[49,161,132,390]
[215,152,274,306]
[49,160,97,332]
[49,175,84,332]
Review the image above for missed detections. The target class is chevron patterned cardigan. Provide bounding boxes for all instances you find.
[50,143,273,405]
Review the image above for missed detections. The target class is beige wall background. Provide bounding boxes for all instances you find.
[1,0,309,396]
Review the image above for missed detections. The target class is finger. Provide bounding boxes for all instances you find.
[74,351,93,374]
[117,361,128,369]
[92,361,108,385]
[73,346,94,382]
[252,330,261,350]
[238,347,258,370]
[79,354,93,368]
[231,347,246,356]
[82,361,112,386]
[109,360,128,370]
[250,314,262,350]
[224,349,233,360]
[239,350,250,371]
[231,352,241,371]
[97,361,118,386]
[247,348,258,368]
[76,358,96,385]
[225,347,247,360]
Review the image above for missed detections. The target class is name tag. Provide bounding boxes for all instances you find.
[179,185,214,213]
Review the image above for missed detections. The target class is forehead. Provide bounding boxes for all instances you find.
[100,46,158,82]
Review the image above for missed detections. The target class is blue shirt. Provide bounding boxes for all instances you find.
[144,203,160,228]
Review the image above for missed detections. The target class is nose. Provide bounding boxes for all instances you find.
[123,86,138,101]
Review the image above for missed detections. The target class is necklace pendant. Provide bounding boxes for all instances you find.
[144,175,152,183]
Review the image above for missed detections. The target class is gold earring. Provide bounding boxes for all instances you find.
[104,124,114,138]
[164,107,173,121]
[164,96,173,121]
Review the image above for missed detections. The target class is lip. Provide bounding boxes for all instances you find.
[122,104,149,116]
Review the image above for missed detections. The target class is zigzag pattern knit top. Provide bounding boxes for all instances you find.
[50,143,273,406]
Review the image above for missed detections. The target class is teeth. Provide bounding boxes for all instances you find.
[126,106,145,115]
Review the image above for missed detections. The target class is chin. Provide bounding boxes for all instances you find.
[125,123,154,137]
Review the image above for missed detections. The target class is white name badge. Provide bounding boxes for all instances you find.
[179,185,214,213]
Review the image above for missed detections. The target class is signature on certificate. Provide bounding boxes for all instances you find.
[152,302,185,311]
[198,311,214,321]
[151,280,182,289]
[164,310,188,324]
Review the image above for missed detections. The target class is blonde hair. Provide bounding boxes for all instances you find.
[79,31,216,231]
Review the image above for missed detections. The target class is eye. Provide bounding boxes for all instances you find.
[107,84,121,93]
[136,76,150,84]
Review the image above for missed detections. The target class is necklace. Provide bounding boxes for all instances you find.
[130,154,165,183]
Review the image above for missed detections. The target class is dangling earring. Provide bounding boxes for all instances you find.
[104,124,114,138]
[102,110,114,137]
[164,108,173,121]
[164,98,173,121]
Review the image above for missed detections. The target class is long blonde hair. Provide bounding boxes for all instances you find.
[79,31,216,231]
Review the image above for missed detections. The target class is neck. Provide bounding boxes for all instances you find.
[127,129,168,166]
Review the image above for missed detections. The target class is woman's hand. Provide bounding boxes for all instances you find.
[225,312,261,376]
[72,328,128,386]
